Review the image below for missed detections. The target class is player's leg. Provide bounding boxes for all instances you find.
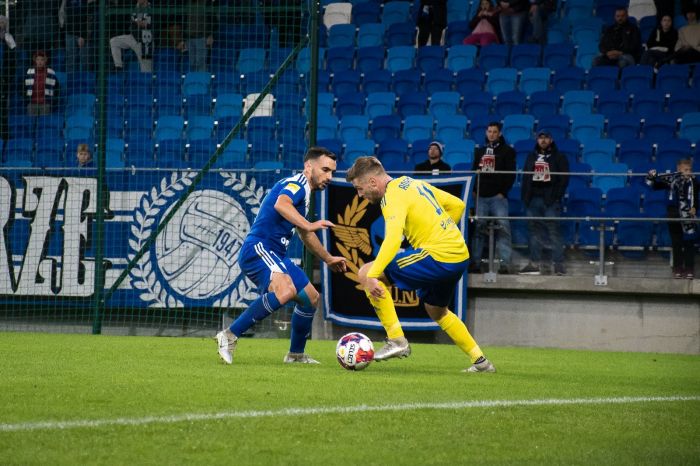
[284,282,321,364]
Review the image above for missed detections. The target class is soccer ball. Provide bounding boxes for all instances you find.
[336,332,374,371]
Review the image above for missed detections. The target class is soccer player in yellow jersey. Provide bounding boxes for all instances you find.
[346,156,495,372]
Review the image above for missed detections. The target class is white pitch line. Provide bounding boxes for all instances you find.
[1,395,698,433]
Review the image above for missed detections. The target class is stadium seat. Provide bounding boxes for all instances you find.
[105,138,126,168]
[679,112,700,142]
[596,90,629,117]
[519,67,550,95]
[460,91,493,118]
[546,17,571,45]
[343,138,375,164]
[514,139,534,170]
[154,116,184,142]
[557,138,581,162]
[353,4,382,27]
[510,44,541,70]
[317,138,343,158]
[275,93,303,119]
[552,66,585,93]
[446,44,477,72]
[586,66,618,93]
[65,114,94,141]
[409,138,431,163]
[567,186,608,247]
[216,139,248,168]
[236,48,266,74]
[381,1,410,27]
[324,2,352,28]
[393,69,422,96]
[386,46,416,72]
[574,42,599,69]
[365,91,396,119]
[339,115,370,142]
[377,137,409,161]
[363,69,392,93]
[617,139,653,166]
[443,139,475,167]
[542,43,575,69]
[416,46,445,72]
[606,113,641,143]
[183,72,211,97]
[591,161,628,193]
[581,138,616,166]
[630,89,666,118]
[455,68,486,94]
[656,64,690,93]
[249,139,281,164]
[5,138,34,164]
[606,187,651,253]
[66,93,96,116]
[656,138,692,165]
[486,67,518,95]
[317,115,339,140]
[246,116,276,142]
[435,115,468,143]
[357,46,385,72]
[478,44,509,71]
[214,93,243,119]
[620,65,654,93]
[536,114,570,141]
[572,19,603,45]
[503,114,535,144]
[213,72,242,96]
[332,69,362,95]
[423,68,455,94]
[447,0,470,22]
[336,91,365,118]
[386,21,417,47]
[397,91,429,118]
[428,91,460,119]
[643,114,677,142]
[561,90,595,117]
[494,90,526,119]
[468,114,493,139]
[445,19,470,46]
[570,114,605,144]
[326,46,355,72]
[244,93,274,117]
[186,138,216,167]
[370,114,402,143]
[9,115,37,140]
[668,93,700,118]
[528,90,560,118]
[403,115,434,143]
[327,23,356,48]
[186,115,215,141]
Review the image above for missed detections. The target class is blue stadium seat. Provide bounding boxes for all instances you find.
[446,44,477,72]
[249,139,280,164]
[381,1,411,27]
[371,114,402,143]
[503,114,535,144]
[34,146,66,167]
[403,115,434,143]
[486,67,518,95]
[638,15,657,41]
[392,69,422,95]
[591,161,628,193]
[186,139,216,167]
[66,93,96,116]
[572,18,604,45]
[343,138,376,164]
[447,0,470,22]
[494,90,526,119]
[336,91,366,118]
[275,93,303,119]
[363,69,392,93]
[328,23,357,48]
[317,138,343,158]
[561,90,595,117]
[326,46,355,72]
[377,137,409,165]
[310,92,335,116]
[656,64,690,93]
[552,66,585,93]
[246,116,276,141]
[586,66,619,93]
[217,139,248,168]
[237,48,266,74]
[423,68,455,93]
[428,91,460,118]
[443,139,475,167]
[156,139,186,167]
[154,116,184,142]
[606,187,651,253]
[10,115,37,140]
[468,114,493,139]
[514,139,534,171]
[281,140,308,167]
[398,91,429,117]
[570,114,605,144]
[386,46,416,72]
[366,91,396,119]
[183,72,211,97]
[668,92,700,118]
[478,44,509,71]
[620,65,654,93]
[409,138,432,163]
[643,114,677,142]
[435,115,468,143]
[460,90,493,118]
[268,47,293,70]
[581,138,616,166]
[386,21,417,47]
[214,93,243,119]
[5,138,34,164]
[339,115,370,142]
[332,69,362,95]
[253,160,283,170]
[65,114,94,141]
[510,44,541,70]
[186,115,215,141]
[317,115,339,139]
[455,68,486,94]
[357,46,385,72]
[445,20,470,46]
[536,114,570,141]
[606,113,641,143]
[617,139,653,166]
[213,72,242,96]
[353,4,382,27]
[416,45,445,72]
[557,138,581,162]
[630,89,666,118]
[546,17,571,45]
[567,186,608,247]
[595,90,629,116]
[105,138,126,168]
[528,90,560,118]
[519,67,551,95]
[679,112,700,142]
[542,43,575,69]
[656,138,692,165]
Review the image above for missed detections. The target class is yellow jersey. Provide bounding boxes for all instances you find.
[367,176,470,278]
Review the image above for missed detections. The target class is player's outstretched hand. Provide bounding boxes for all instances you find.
[326,256,347,272]
[306,220,335,232]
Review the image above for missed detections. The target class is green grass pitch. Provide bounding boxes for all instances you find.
[1,332,698,465]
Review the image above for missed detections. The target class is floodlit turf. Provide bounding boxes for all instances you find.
[0,332,698,465]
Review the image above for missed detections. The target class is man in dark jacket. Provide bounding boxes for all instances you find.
[470,122,516,273]
[414,141,451,173]
[593,7,642,67]
[417,0,447,46]
[519,130,569,276]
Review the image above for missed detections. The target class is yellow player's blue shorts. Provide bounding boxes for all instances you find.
[383,248,468,307]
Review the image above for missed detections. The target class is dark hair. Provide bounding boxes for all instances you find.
[345,156,386,182]
[304,146,336,162]
[487,121,502,130]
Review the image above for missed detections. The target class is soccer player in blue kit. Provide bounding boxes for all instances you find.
[216,147,347,364]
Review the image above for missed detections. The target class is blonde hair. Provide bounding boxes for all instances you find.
[77,144,91,154]
[345,156,386,182]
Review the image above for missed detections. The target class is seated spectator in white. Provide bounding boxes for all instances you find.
[593,7,642,67]
[109,0,153,72]
[25,50,58,116]
[640,15,678,68]
[463,0,501,47]
[674,8,700,64]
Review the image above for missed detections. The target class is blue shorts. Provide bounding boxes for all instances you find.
[238,240,309,294]
[383,248,468,307]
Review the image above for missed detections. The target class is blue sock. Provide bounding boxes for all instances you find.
[289,305,315,353]
[229,292,281,337]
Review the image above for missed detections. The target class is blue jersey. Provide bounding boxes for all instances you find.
[245,172,311,257]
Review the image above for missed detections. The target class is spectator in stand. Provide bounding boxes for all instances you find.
[469,122,516,274]
[64,0,95,72]
[673,8,700,64]
[498,0,529,45]
[76,143,94,167]
[184,0,218,72]
[25,50,58,116]
[463,0,501,47]
[519,130,569,276]
[109,0,153,72]
[593,7,642,67]
[527,0,556,45]
[414,141,451,174]
[646,160,699,279]
[0,15,17,142]
[640,15,678,68]
[417,0,447,47]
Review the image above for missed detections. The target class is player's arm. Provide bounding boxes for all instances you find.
[297,228,347,272]
[431,185,466,223]
[367,195,407,279]
[274,194,333,232]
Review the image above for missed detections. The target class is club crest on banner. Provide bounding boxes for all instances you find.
[129,171,262,308]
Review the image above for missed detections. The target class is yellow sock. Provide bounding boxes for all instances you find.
[437,311,484,363]
[365,282,404,339]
